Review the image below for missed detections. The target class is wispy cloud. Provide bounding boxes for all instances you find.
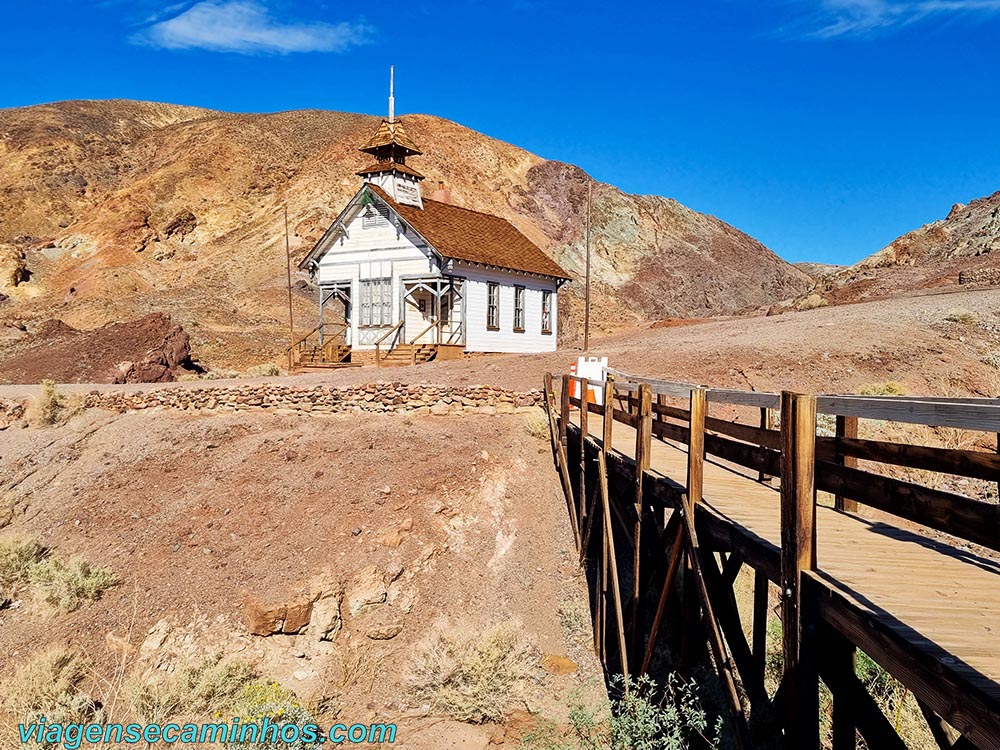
[133,0,372,54]
[795,0,1000,38]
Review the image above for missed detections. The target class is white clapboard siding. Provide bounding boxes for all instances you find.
[311,202,561,353]
[460,265,558,353]
[318,211,439,348]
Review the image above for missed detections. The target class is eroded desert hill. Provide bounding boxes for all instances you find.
[0,99,811,368]
[798,190,1000,307]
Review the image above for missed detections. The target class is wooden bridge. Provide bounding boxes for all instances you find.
[543,370,1000,750]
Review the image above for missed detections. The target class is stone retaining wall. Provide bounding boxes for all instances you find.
[80,382,544,416]
[958,267,1000,286]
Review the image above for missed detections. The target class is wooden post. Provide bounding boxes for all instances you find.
[829,630,858,750]
[631,384,653,658]
[753,570,769,692]
[758,407,771,482]
[835,415,859,512]
[598,451,630,687]
[681,388,707,677]
[598,384,613,667]
[676,390,752,749]
[688,389,706,510]
[579,380,589,529]
[547,373,580,548]
[603,378,615,451]
[560,374,571,445]
[780,390,820,750]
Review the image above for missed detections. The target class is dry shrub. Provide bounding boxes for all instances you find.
[858,381,908,396]
[30,556,119,612]
[243,363,281,377]
[127,656,254,723]
[523,407,551,440]
[26,380,84,426]
[0,647,98,731]
[944,307,977,325]
[0,537,44,593]
[406,619,537,723]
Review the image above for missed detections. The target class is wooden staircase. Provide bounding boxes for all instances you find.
[297,342,357,369]
[378,343,438,367]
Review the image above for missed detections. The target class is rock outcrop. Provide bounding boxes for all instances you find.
[0,313,197,384]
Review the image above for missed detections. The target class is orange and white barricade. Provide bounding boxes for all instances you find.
[569,356,608,407]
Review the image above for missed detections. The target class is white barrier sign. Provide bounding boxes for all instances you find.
[570,356,608,406]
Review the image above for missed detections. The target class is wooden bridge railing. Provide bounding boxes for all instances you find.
[544,369,1000,750]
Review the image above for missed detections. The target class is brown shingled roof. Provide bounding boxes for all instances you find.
[360,120,422,155]
[356,161,425,179]
[366,184,571,280]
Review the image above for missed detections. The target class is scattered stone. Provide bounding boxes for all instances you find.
[282,597,316,635]
[105,631,135,658]
[243,597,287,636]
[346,567,387,616]
[540,654,578,676]
[140,619,171,655]
[309,592,343,642]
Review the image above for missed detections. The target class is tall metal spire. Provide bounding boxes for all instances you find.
[388,65,395,123]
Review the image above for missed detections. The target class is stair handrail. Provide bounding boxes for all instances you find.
[408,317,440,365]
[286,323,323,355]
[374,320,405,367]
[319,323,350,358]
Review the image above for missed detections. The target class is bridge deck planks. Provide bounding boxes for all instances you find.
[570,414,1000,710]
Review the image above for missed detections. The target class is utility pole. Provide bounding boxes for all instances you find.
[584,180,592,351]
[285,205,295,372]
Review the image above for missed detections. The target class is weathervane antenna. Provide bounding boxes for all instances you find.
[388,65,395,123]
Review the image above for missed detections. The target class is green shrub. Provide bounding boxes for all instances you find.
[29,380,65,426]
[520,674,721,750]
[29,556,119,611]
[228,682,318,750]
[407,619,537,723]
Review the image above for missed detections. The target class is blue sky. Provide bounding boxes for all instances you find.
[2,1,999,265]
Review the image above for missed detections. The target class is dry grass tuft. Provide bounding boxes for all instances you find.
[858,381,908,397]
[944,307,977,325]
[406,619,537,723]
[0,537,45,594]
[26,380,84,426]
[243,363,281,377]
[0,647,97,729]
[523,407,551,440]
[30,556,119,612]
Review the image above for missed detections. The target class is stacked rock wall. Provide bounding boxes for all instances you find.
[81,382,543,416]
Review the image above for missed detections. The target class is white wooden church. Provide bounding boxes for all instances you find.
[296,74,570,367]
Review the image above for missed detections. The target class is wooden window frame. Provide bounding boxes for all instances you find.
[513,285,526,333]
[359,277,392,328]
[487,282,500,331]
[541,290,553,335]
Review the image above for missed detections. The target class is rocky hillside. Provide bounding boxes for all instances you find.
[0,99,810,370]
[798,191,1000,307]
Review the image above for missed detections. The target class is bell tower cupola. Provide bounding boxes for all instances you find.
[356,66,425,208]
